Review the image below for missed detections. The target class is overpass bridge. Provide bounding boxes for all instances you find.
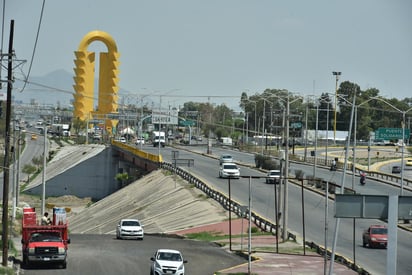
[25,141,161,200]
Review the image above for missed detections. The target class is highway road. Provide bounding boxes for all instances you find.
[145,143,412,275]
[0,128,49,198]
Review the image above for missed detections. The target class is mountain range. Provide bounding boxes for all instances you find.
[12,69,132,108]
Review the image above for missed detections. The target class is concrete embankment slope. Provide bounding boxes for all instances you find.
[69,170,229,234]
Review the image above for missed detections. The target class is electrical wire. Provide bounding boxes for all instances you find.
[18,0,46,93]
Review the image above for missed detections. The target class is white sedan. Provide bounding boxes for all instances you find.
[116,219,144,240]
[150,249,187,275]
[219,163,240,179]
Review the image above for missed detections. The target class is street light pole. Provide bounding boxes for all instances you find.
[333,71,341,144]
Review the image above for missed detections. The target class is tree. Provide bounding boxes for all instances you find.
[115,172,129,187]
[22,164,37,183]
[72,117,87,136]
[32,155,43,172]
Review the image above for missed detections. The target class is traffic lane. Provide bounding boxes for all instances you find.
[382,161,412,178]
[21,234,246,275]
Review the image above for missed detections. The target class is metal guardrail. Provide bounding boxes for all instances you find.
[161,161,296,241]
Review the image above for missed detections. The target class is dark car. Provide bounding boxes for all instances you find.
[392,166,401,174]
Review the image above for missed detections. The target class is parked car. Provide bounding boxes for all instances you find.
[150,249,187,275]
[219,163,240,179]
[392,165,401,174]
[219,154,233,165]
[116,219,144,240]
[120,137,127,143]
[362,225,387,248]
[406,158,412,166]
[266,170,281,184]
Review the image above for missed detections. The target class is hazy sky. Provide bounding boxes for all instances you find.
[2,0,412,110]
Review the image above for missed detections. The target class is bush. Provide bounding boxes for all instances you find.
[295,169,305,180]
[254,154,281,170]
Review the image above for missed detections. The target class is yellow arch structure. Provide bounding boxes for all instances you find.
[72,30,120,134]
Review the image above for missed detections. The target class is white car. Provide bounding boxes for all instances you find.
[266,170,281,184]
[219,163,240,179]
[135,137,145,145]
[120,137,127,143]
[150,249,187,275]
[116,219,144,240]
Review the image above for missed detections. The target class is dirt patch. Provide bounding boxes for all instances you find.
[18,193,92,216]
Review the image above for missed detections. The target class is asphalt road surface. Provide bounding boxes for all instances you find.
[20,234,246,274]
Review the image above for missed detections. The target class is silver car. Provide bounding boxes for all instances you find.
[116,219,144,240]
[219,154,233,165]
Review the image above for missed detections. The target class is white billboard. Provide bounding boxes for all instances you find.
[152,109,178,125]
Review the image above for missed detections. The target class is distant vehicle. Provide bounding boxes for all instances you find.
[135,137,145,145]
[219,163,240,179]
[362,225,387,248]
[152,131,166,147]
[392,165,401,174]
[150,249,187,275]
[406,159,412,166]
[266,170,281,184]
[116,219,144,240]
[31,134,37,140]
[220,137,233,146]
[219,154,233,165]
[120,137,126,143]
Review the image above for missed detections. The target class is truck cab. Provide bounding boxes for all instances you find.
[152,131,166,147]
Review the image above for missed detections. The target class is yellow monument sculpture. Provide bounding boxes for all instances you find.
[72,30,120,134]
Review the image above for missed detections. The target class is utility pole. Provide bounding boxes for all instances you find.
[2,19,14,267]
[332,71,341,144]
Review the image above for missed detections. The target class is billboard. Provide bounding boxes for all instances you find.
[152,109,178,125]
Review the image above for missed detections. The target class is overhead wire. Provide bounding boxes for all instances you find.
[17,0,46,93]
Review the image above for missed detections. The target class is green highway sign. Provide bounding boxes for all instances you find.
[290,122,302,129]
[375,127,410,140]
[179,120,195,126]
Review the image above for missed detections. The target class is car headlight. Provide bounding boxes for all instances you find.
[58,247,66,254]
[371,237,377,241]
[28,247,35,254]
[155,261,161,269]
[178,263,184,270]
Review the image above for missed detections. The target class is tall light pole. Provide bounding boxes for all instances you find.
[333,71,341,144]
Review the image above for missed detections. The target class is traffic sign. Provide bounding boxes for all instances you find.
[179,120,195,126]
[375,128,410,140]
[290,122,302,129]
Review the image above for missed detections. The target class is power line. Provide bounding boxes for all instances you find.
[18,0,46,93]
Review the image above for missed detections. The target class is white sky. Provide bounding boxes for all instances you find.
[2,0,412,110]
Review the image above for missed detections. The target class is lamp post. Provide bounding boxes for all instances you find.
[333,71,342,144]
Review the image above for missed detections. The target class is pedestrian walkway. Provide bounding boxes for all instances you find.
[173,218,359,275]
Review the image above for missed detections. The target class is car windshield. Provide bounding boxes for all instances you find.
[221,155,232,160]
[122,220,140,226]
[269,171,280,176]
[30,232,62,242]
[157,252,182,261]
[224,165,237,169]
[371,228,387,234]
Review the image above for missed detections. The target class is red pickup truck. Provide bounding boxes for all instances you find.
[362,225,387,248]
[21,207,70,268]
